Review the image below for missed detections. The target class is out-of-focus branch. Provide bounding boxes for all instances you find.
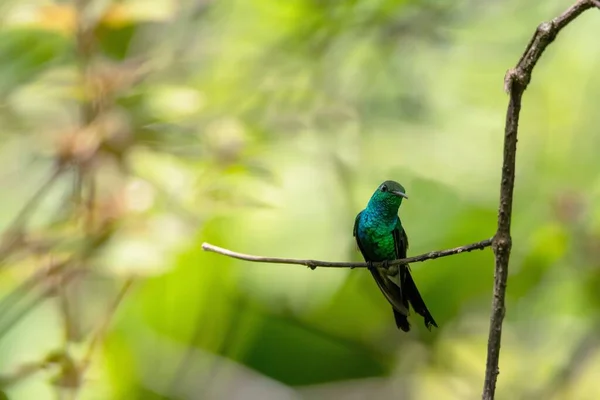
[0,227,114,343]
[0,360,47,388]
[0,267,85,343]
[0,0,130,395]
[68,277,134,399]
[201,238,492,269]
[0,166,65,264]
[482,1,598,399]
[60,0,96,345]
[80,277,135,373]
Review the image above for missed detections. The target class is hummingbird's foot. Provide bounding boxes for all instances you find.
[381,260,390,270]
[367,261,375,271]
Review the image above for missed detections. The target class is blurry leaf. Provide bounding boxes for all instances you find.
[139,217,237,350]
[105,333,144,400]
[0,29,69,94]
[411,205,496,331]
[95,24,138,61]
[96,1,177,59]
[241,314,388,386]
[100,1,176,26]
[129,387,172,400]
[144,85,205,120]
[307,270,393,339]
[35,5,77,34]
[509,223,568,299]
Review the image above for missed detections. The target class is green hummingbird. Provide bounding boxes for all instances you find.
[353,180,437,332]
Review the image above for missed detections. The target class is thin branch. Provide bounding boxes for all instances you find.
[58,269,79,343]
[69,278,134,399]
[0,166,65,264]
[0,259,69,330]
[80,278,135,372]
[0,268,84,343]
[0,360,46,388]
[0,231,111,341]
[482,1,598,399]
[202,238,492,269]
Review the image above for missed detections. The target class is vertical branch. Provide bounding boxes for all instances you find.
[74,0,96,129]
[58,270,78,343]
[483,74,521,400]
[57,0,87,349]
[53,2,101,397]
[60,0,101,343]
[482,1,597,399]
[78,278,135,383]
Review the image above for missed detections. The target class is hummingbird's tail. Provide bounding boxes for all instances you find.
[401,266,438,330]
[393,309,411,332]
[368,264,437,331]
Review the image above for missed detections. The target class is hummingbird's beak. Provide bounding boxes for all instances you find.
[391,191,408,199]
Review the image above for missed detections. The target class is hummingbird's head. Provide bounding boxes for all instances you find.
[368,180,408,212]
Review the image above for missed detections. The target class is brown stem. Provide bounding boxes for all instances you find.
[0,360,46,388]
[482,1,598,399]
[0,167,65,264]
[80,278,135,371]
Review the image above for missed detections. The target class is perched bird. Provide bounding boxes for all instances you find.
[353,180,437,332]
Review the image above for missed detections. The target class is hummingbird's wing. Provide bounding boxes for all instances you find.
[392,220,438,330]
[353,211,365,253]
[354,212,410,331]
[392,221,409,257]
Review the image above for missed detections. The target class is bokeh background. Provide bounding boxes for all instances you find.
[1,0,599,399]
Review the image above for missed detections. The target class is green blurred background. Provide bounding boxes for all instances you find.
[0,0,599,399]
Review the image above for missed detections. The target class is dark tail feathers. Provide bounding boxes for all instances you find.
[393,309,411,332]
[402,266,438,330]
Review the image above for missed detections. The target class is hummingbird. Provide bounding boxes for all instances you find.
[353,180,437,332]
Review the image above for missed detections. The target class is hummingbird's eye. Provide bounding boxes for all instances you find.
[381,184,388,192]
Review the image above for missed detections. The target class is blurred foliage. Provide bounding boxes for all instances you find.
[0,0,599,399]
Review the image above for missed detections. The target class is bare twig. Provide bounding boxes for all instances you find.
[80,278,135,372]
[202,238,492,269]
[0,231,112,341]
[0,166,65,263]
[0,360,46,388]
[57,271,79,343]
[482,1,598,399]
[50,4,102,396]
[68,278,134,399]
[0,259,70,330]
[0,268,84,343]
